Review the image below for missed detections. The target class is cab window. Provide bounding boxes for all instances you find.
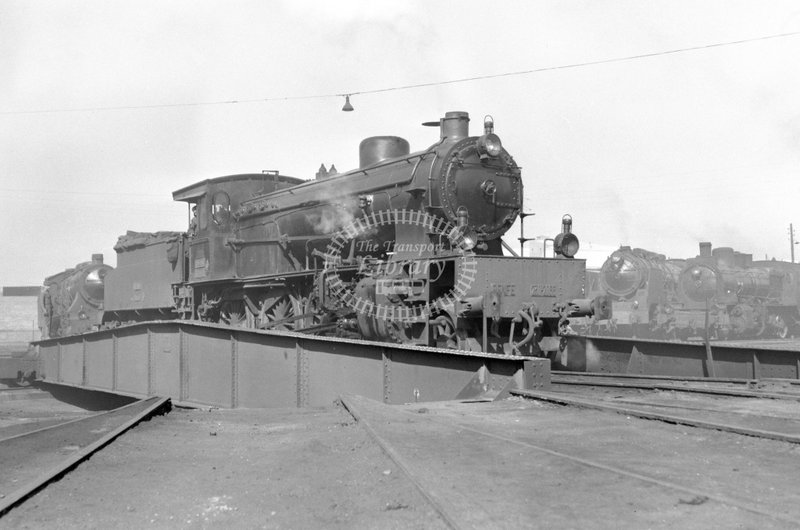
[211,192,231,229]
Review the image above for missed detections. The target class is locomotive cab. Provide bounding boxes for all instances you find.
[173,172,304,283]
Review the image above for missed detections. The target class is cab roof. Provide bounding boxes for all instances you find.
[172,173,306,202]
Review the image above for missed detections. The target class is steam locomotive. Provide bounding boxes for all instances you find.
[585,243,800,339]
[38,254,113,339]
[677,243,800,339]
[73,111,609,356]
[589,246,685,337]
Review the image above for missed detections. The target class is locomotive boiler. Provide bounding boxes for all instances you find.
[102,111,609,356]
[678,242,800,338]
[38,254,112,339]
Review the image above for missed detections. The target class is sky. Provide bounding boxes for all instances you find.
[2,0,799,285]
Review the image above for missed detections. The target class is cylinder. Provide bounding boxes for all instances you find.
[359,136,410,168]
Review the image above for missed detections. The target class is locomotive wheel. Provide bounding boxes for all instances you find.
[222,311,246,327]
[266,297,295,331]
[219,301,247,327]
[262,294,318,331]
[289,294,319,330]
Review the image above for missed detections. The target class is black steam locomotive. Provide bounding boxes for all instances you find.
[585,243,800,339]
[97,111,608,356]
[589,246,685,337]
[677,243,800,339]
[38,254,113,339]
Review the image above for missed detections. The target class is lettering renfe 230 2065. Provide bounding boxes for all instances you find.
[529,284,557,297]
[489,284,558,297]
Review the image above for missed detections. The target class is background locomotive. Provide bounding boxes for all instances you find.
[677,242,800,339]
[38,254,113,339]
[588,246,685,337]
[97,111,608,356]
[585,242,800,340]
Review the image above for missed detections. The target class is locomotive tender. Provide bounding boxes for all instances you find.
[100,111,608,356]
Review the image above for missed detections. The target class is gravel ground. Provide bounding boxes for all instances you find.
[1,404,448,529]
[2,391,800,529]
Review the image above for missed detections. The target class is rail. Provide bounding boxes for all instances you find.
[0,396,171,517]
[340,393,800,528]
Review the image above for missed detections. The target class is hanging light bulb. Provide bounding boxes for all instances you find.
[341,94,354,112]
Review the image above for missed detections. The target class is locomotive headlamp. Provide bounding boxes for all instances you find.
[554,214,579,258]
[554,233,580,258]
[448,225,479,250]
[460,229,479,251]
[477,133,502,159]
[452,207,478,250]
[691,268,703,283]
[477,115,501,158]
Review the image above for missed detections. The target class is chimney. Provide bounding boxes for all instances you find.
[440,111,470,140]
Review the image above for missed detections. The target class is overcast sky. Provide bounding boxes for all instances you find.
[2,0,799,285]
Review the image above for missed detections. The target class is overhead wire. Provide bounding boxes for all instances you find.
[2,30,799,116]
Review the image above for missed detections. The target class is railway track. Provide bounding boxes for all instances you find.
[534,372,800,443]
[551,371,800,400]
[0,387,41,399]
[0,381,796,526]
[0,396,171,517]
[340,393,800,528]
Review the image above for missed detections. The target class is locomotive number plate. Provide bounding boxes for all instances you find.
[530,284,557,297]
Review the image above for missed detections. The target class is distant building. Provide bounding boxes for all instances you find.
[0,290,39,354]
